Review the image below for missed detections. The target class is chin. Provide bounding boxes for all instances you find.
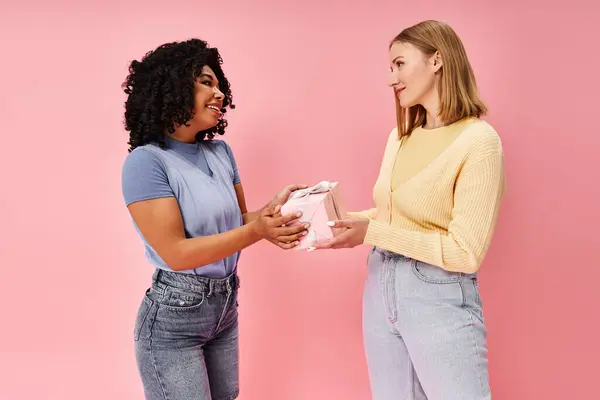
[399,99,416,108]
[397,94,416,109]
[196,116,219,130]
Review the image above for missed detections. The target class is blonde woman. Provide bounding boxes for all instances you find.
[315,20,505,399]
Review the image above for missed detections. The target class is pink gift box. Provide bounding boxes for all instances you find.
[280,181,346,250]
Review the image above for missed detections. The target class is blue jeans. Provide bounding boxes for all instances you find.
[134,269,240,400]
[363,247,491,400]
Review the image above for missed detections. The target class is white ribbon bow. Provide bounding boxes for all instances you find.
[287,181,336,200]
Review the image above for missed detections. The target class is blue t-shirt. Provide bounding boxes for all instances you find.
[121,136,243,278]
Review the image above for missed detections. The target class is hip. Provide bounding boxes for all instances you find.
[134,269,240,344]
[366,247,483,314]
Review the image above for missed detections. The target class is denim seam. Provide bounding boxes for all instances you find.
[467,312,486,397]
[134,297,153,341]
[461,280,486,395]
[408,357,416,400]
[462,280,484,324]
[459,279,467,308]
[380,259,398,324]
[148,307,169,400]
[211,286,234,337]
[387,264,397,323]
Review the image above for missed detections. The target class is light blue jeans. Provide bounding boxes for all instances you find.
[363,247,491,400]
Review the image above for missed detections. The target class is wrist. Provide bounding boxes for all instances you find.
[247,220,265,241]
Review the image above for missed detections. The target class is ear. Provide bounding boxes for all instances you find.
[431,51,443,73]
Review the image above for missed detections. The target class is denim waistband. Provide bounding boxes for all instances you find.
[152,269,239,295]
[372,247,413,263]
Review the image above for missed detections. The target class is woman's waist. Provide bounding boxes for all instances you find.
[152,268,239,295]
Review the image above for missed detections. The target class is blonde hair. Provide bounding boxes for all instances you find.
[391,20,487,138]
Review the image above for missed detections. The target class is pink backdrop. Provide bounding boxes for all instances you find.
[2,1,599,399]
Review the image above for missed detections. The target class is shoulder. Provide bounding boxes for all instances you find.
[122,145,169,186]
[382,126,400,150]
[121,145,173,205]
[205,139,237,161]
[461,118,503,160]
[122,145,165,173]
[202,139,232,153]
[387,126,399,142]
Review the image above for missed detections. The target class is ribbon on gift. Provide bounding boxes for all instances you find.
[287,181,337,200]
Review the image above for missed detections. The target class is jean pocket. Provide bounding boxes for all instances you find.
[411,260,462,284]
[367,247,377,265]
[134,292,154,341]
[158,286,206,311]
[471,277,482,307]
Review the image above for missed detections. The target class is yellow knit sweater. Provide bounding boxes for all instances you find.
[349,117,505,273]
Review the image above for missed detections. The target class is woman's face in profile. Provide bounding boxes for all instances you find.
[191,65,226,132]
[388,41,439,108]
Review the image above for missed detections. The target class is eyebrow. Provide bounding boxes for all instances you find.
[199,73,215,80]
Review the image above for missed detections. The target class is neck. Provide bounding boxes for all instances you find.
[168,125,197,144]
[421,87,444,130]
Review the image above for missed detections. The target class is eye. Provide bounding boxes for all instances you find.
[395,61,404,68]
[200,80,212,86]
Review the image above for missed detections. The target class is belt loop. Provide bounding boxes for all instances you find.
[207,280,214,298]
[153,269,162,284]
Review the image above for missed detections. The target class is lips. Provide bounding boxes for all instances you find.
[395,87,405,96]
[206,104,222,116]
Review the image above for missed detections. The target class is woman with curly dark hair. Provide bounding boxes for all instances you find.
[121,38,308,400]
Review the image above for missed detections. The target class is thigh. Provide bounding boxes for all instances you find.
[136,338,211,400]
[135,285,215,400]
[204,315,239,400]
[363,250,427,400]
[398,261,490,400]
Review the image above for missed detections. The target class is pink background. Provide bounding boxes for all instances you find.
[1,1,599,399]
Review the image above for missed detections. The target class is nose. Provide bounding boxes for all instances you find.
[213,86,225,100]
[388,70,400,88]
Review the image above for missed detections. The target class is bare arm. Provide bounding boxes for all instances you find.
[234,183,262,224]
[128,197,304,271]
[235,183,309,225]
[234,182,310,249]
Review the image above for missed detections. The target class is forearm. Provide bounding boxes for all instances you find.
[167,222,262,271]
[242,208,264,224]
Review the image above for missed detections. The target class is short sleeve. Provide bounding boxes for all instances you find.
[121,148,175,206]
[220,141,241,185]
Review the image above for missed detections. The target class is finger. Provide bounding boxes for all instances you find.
[269,223,309,238]
[278,223,310,236]
[326,219,354,229]
[311,238,337,249]
[270,238,300,249]
[262,203,281,217]
[274,212,304,226]
[286,184,308,192]
[277,230,308,243]
[278,241,299,250]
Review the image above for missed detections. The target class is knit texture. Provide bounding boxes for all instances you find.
[349,118,505,273]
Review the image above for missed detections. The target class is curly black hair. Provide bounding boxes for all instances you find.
[122,39,234,152]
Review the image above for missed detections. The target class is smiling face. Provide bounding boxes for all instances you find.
[169,65,226,143]
[191,65,225,131]
[388,41,442,109]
